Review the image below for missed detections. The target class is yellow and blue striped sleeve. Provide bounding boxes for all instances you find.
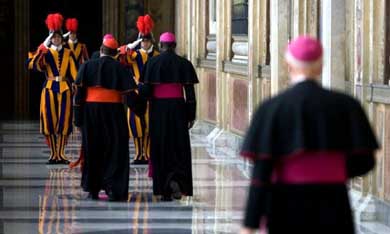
[27,51,46,72]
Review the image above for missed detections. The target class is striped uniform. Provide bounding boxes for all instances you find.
[65,41,89,65]
[28,46,77,162]
[122,48,159,161]
[28,47,78,136]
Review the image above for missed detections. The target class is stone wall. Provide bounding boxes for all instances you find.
[176,0,390,226]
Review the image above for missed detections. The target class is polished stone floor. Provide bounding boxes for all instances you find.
[0,121,389,234]
[0,122,250,234]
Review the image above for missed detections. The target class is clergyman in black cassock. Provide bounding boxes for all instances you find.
[73,37,141,201]
[240,36,378,234]
[140,32,199,201]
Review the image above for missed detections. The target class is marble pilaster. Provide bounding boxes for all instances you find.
[247,0,262,117]
[321,0,346,91]
[216,0,232,129]
[345,0,355,93]
[292,0,304,38]
[306,0,320,37]
[102,0,120,39]
[270,0,289,95]
[14,0,30,119]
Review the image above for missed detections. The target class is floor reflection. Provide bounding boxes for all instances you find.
[1,122,389,233]
[0,122,246,234]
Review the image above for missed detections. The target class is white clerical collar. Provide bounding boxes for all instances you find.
[141,45,154,54]
[290,75,307,85]
[290,75,319,85]
[50,44,62,51]
[68,39,78,44]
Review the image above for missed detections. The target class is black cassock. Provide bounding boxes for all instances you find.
[140,50,199,198]
[241,80,378,233]
[74,56,138,201]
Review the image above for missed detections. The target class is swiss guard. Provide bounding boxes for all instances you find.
[27,13,78,164]
[119,14,160,164]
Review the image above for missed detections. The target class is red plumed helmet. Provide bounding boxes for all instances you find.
[136,14,154,36]
[45,13,64,32]
[66,18,78,33]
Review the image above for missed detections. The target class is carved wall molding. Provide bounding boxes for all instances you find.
[206,34,216,60]
[231,35,248,64]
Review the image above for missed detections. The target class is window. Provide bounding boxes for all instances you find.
[232,0,248,35]
[209,0,217,34]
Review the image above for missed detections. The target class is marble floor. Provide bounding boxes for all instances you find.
[0,121,250,234]
[0,121,389,234]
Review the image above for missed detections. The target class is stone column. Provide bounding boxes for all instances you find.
[191,0,199,63]
[306,0,320,37]
[14,0,30,119]
[216,0,232,129]
[102,0,120,39]
[198,0,208,59]
[187,0,193,61]
[270,0,290,95]
[361,0,371,95]
[292,0,304,38]
[345,0,355,95]
[175,0,188,56]
[247,0,261,118]
[206,0,217,60]
[321,0,346,91]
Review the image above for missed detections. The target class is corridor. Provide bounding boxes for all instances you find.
[0,121,389,233]
[0,122,247,233]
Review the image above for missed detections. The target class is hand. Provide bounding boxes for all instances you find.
[188,121,195,129]
[127,38,142,50]
[43,32,54,48]
[239,227,256,234]
[71,83,77,93]
[63,31,71,38]
[118,45,128,54]
[38,44,49,53]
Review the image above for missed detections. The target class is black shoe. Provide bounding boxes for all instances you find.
[105,189,119,202]
[107,193,127,202]
[56,159,70,164]
[161,195,173,202]
[46,159,57,165]
[170,181,182,200]
[132,159,148,165]
[88,192,99,200]
[108,196,127,202]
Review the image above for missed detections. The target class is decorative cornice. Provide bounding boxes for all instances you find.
[197,58,216,69]
[370,84,390,104]
[207,34,216,40]
[232,35,248,42]
[222,60,248,76]
[355,83,390,104]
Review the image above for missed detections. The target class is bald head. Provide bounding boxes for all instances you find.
[285,36,323,81]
